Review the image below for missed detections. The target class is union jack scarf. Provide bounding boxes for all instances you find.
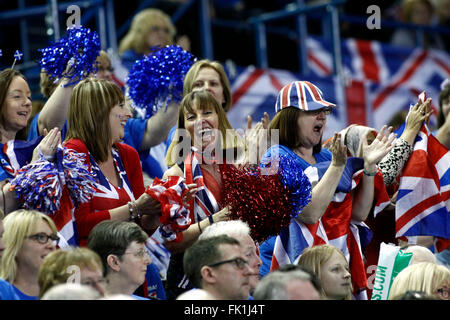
[183,148,221,223]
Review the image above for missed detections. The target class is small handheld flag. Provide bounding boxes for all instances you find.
[11,50,23,69]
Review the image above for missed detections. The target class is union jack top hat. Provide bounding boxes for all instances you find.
[275,80,336,113]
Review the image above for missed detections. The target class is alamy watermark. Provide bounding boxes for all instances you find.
[366,5,381,30]
[66,5,81,29]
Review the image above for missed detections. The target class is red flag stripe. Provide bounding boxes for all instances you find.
[355,40,380,82]
[231,68,264,107]
[307,52,332,76]
[396,191,450,232]
[373,51,428,110]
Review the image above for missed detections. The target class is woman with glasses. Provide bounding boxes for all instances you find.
[0,209,58,299]
[388,262,450,300]
[87,220,152,299]
[260,81,395,298]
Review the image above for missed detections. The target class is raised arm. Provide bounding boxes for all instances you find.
[378,98,431,185]
[140,100,179,153]
[37,77,74,135]
[351,126,396,222]
[296,133,346,225]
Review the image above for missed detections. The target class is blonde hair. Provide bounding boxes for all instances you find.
[388,262,450,300]
[118,8,175,55]
[0,209,58,282]
[165,90,244,167]
[183,59,232,112]
[297,244,352,300]
[38,247,104,298]
[65,78,124,163]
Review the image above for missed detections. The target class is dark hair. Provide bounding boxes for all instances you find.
[0,68,29,140]
[269,107,322,154]
[183,235,240,288]
[437,85,450,128]
[86,220,148,275]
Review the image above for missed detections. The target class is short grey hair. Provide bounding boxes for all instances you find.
[253,270,313,300]
[199,220,251,241]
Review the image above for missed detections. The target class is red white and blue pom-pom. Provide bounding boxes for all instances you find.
[10,159,62,214]
[38,25,100,86]
[10,146,96,214]
[145,176,191,242]
[58,147,96,207]
[126,45,196,118]
[221,159,312,243]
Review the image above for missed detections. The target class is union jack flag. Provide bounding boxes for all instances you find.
[395,124,450,240]
[184,149,220,223]
[226,36,449,139]
[0,137,42,182]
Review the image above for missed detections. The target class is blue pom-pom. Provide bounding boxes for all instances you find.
[277,154,312,218]
[126,45,197,118]
[260,153,312,218]
[39,26,100,86]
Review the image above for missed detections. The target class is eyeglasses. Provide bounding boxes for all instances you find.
[28,232,59,245]
[207,257,249,270]
[123,249,149,259]
[304,107,332,116]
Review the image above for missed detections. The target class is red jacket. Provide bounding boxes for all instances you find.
[64,139,145,246]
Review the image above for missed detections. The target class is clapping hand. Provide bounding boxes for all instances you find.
[32,127,61,162]
[329,132,347,167]
[362,125,396,168]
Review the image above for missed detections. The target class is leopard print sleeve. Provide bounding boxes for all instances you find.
[378,138,413,186]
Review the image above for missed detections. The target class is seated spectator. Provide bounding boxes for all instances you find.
[388,262,450,300]
[183,235,251,300]
[253,267,321,300]
[297,244,353,300]
[118,8,176,70]
[87,220,152,299]
[38,247,106,298]
[199,220,262,295]
[390,0,444,50]
[0,209,58,299]
[40,283,101,300]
